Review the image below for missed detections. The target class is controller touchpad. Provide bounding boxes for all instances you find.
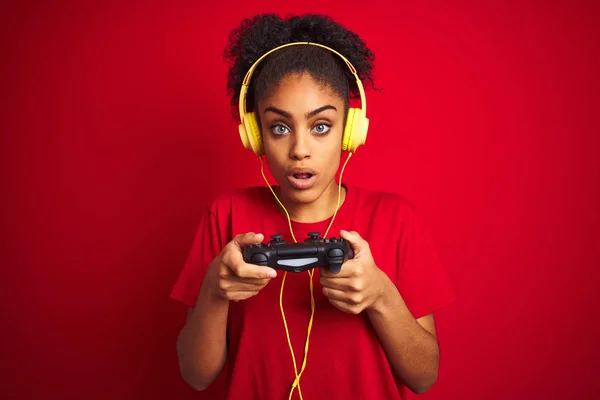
[277,258,319,267]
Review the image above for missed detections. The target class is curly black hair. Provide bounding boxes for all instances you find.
[223,13,377,121]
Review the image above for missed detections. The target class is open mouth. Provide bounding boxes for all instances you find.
[288,172,317,190]
[293,173,313,180]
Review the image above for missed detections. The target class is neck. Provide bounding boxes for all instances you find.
[275,181,346,223]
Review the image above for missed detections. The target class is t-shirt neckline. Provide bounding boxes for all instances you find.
[261,183,357,236]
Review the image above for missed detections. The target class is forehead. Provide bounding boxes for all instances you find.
[259,72,344,113]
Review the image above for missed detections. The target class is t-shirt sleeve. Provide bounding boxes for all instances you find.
[395,206,455,320]
[170,204,225,308]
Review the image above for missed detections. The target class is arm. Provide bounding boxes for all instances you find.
[367,273,439,394]
[320,229,443,394]
[176,276,229,391]
[175,232,275,391]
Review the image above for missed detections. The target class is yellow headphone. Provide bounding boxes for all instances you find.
[237,41,369,156]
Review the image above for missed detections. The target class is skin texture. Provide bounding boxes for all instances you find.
[259,72,347,223]
[321,229,440,394]
[176,72,440,394]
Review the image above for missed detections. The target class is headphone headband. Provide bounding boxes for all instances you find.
[238,42,367,121]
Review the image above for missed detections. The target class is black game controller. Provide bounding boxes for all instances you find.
[243,232,354,274]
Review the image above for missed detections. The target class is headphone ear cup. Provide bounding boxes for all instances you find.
[238,121,251,151]
[342,108,369,152]
[342,108,355,152]
[240,112,263,156]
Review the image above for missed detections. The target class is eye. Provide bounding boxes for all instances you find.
[312,123,331,134]
[270,124,290,135]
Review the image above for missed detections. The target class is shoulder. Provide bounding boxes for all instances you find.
[205,185,271,215]
[349,184,417,216]
[346,184,426,240]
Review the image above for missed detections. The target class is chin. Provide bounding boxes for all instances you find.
[277,181,324,204]
[292,188,322,204]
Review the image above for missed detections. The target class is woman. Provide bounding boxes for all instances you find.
[171,13,454,400]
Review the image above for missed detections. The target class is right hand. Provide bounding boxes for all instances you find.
[208,232,277,302]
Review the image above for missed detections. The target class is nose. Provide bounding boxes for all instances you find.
[289,132,311,160]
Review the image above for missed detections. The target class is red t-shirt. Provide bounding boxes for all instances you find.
[170,183,455,400]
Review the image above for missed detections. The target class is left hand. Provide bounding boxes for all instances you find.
[320,230,387,314]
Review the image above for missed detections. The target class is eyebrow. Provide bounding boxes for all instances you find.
[263,105,337,120]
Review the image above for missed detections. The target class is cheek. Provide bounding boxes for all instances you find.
[263,145,286,175]
[324,131,344,157]
[321,145,342,171]
[262,129,286,154]
[325,152,342,172]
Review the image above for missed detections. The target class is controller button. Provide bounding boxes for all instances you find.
[307,232,321,239]
[270,234,284,241]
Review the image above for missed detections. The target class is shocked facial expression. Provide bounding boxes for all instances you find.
[258,72,346,205]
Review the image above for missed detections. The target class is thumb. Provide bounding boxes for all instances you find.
[231,232,264,250]
[339,229,369,257]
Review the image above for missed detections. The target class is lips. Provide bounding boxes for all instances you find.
[287,168,317,190]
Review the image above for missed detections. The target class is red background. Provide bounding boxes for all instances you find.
[2,0,599,399]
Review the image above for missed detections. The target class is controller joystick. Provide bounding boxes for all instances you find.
[305,232,322,242]
[269,234,286,245]
[243,232,354,274]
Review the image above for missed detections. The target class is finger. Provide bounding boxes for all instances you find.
[218,278,269,293]
[221,252,277,280]
[230,232,264,250]
[339,229,369,257]
[228,276,272,286]
[319,274,345,290]
[339,258,365,278]
[320,275,364,292]
[321,286,348,302]
[320,259,360,278]
[229,261,277,279]
[224,290,261,302]
[328,299,363,315]
[221,234,277,279]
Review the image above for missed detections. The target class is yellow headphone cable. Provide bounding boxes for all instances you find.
[259,151,353,400]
